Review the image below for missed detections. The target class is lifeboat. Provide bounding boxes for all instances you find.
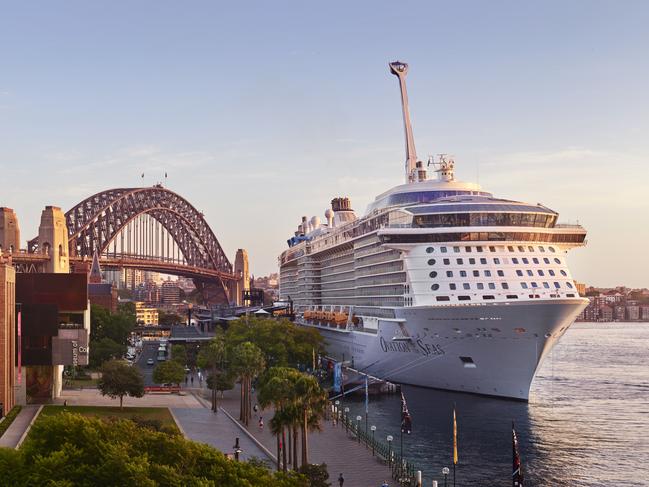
[333,312,348,325]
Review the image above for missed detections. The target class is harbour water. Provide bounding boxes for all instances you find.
[343,323,649,486]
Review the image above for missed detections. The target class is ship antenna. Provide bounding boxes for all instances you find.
[389,61,418,184]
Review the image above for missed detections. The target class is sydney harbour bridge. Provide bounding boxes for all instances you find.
[0,185,246,305]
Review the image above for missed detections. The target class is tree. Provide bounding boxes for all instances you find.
[89,337,125,368]
[231,342,266,426]
[91,304,135,348]
[226,317,323,369]
[206,370,236,406]
[197,335,227,411]
[98,360,144,410]
[7,412,307,487]
[294,374,328,467]
[170,344,187,365]
[298,463,330,487]
[159,310,183,326]
[153,360,185,385]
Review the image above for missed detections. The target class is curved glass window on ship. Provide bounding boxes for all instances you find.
[412,212,557,228]
[367,190,492,213]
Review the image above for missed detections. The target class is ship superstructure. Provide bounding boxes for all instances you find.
[279,62,588,400]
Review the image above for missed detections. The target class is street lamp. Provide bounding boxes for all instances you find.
[370,425,376,456]
[442,467,449,487]
[387,435,393,467]
[355,415,362,443]
[233,437,242,461]
[344,407,350,433]
[334,400,340,426]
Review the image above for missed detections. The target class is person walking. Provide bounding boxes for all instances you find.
[190,375,194,386]
[338,473,344,486]
[381,481,389,487]
[258,416,264,430]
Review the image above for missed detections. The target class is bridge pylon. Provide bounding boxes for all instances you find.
[38,206,70,273]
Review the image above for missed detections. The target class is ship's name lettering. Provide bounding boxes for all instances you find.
[379,337,411,353]
[379,337,445,356]
[416,339,445,356]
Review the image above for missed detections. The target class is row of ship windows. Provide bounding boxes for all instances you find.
[429,268,568,278]
[423,293,576,303]
[428,257,562,266]
[429,281,574,291]
[426,245,557,254]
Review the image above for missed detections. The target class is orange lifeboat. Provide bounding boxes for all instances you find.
[333,312,348,325]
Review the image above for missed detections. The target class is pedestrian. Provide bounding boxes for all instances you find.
[381,481,389,487]
[190,375,194,385]
[63,400,67,407]
[259,416,264,430]
[253,403,259,413]
[185,376,188,385]
[338,473,344,486]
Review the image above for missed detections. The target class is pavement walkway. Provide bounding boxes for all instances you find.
[0,405,40,449]
[192,384,397,487]
[54,388,203,408]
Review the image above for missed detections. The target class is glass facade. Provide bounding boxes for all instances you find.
[412,212,557,228]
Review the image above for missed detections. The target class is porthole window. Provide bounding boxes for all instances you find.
[457,258,464,265]
[522,258,529,264]
[543,258,550,264]
[567,282,574,289]
[426,247,435,253]
[441,247,448,253]
[469,258,476,265]
[507,246,515,252]
[450,283,457,290]
[431,284,440,291]
[473,270,480,277]
[429,271,438,278]
[466,247,472,253]
[543,282,550,288]
[531,282,539,288]
[494,258,500,264]
[538,270,545,276]
[460,271,467,277]
[446,271,453,277]
[521,282,528,289]
[489,246,496,252]
[501,283,509,290]
[554,282,561,288]
[549,247,556,253]
[453,246,460,253]
[484,270,492,277]
[518,246,525,252]
[528,246,534,252]
[512,258,519,264]
[477,283,484,290]
[516,270,523,276]
[549,270,555,276]
[480,258,487,264]
[443,258,450,265]
[560,270,567,276]
[428,259,436,265]
[463,283,471,290]
[488,283,496,290]
[476,246,483,252]
[497,270,504,277]
[539,246,545,253]
[532,258,539,264]
[527,270,533,276]
[554,258,561,264]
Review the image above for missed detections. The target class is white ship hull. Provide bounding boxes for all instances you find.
[301,298,587,400]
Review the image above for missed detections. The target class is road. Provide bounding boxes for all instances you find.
[135,340,161,386]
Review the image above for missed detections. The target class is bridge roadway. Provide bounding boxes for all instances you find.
[135,340,162,387]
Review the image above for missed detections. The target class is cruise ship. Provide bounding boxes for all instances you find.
[278,62,588,401]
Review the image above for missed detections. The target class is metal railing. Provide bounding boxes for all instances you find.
[334,407,419,486]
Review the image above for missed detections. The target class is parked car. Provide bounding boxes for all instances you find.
[147,358,154,365]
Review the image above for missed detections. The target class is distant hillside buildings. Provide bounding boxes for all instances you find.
[577,286,649,322]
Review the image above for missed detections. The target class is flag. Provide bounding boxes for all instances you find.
[453,407,458,465]
[333,362,342,393]
[400,392,412,434]
[365,375,369,415]
[513,422,524,486]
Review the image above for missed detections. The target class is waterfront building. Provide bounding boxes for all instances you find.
[122,268,144,290]
[0,259,16,416]
[642,306,649,321]
[86,252,118,312]
[614,305,626,321]
[574,281,586,296]
[598,305,613,322]
[135,301,159,325]
[626,305,640,321]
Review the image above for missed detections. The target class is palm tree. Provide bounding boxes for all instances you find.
[294,374,328,467]
[231,342,266,426]
[197,334,226,412]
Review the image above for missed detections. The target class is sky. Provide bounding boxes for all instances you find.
[0,1,648,288]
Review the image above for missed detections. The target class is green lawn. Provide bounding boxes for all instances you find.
[38,405,178,432]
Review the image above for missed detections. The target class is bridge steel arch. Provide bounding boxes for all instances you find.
[65,186,235,283]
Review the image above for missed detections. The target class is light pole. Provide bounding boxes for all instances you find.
[442,467,449,487]
[387,435,393,467]
[334,400,340,426]
[233,437,242,461]
[370,425,376,456]
[344,407,350,433]
[355,415,362,443]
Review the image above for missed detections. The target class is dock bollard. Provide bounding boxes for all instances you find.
[416,471,422,486]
